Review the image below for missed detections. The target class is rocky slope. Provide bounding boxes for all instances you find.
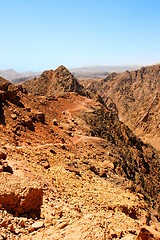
[0,66,159,239]
[23,65,88,97]
[87,64,160,151]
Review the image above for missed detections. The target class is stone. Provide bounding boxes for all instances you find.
[137,226,160,240]
[8,223,15,233]
[121,234,137,240]
[32,220,44,230]
[2,162,8,168]
[6,84,22,102]
[0,159,13,174]
[0,90,6,101]
[1,218,11,227]
[19,218,27,227]
[0,166,3,172]
[44,215,54,227]
[31,112,45,123]
[53,119,58,126]
[0,152,7,160]
[0,77,10,91]
[11,114,17,120]
[65,166,81,176]
[56,221,69,229]
[50,149,56,154]
[40,161,50,169]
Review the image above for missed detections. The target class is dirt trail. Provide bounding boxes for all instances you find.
[73,135,106,144]
[67,98,95,114]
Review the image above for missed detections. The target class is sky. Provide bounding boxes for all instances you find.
[0,0,160,71]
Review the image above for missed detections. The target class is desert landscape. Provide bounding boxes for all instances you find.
[0,64,159,239]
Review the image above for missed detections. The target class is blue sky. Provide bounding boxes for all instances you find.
[0,0,160,71]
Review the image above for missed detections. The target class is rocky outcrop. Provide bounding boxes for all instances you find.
[87,64,160,148]
[0,173,43,217]
[6,84,23,102]
[81,104,160,210]
[0,77,24,103]
[23,65,89,97]
[0,77,10,91]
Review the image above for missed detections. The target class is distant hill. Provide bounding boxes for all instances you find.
[71,65,141,78]
[0,65,141,83]
[0,69,21,81]
[0,69,40,83]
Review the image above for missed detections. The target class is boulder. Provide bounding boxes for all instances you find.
[0,151,7,160]
[11,113,17,120]
[0,173,43,217]
[0,90,6,101]
[53,118,58,126]
[6,84,22,102]
[0,77,10,91]
[30,112,45,123]
[137,226,160,240]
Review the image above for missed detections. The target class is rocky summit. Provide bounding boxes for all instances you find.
[0,65,159,239]
[23,65,88,97]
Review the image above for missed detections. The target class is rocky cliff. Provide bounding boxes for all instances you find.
[88,64,160,151]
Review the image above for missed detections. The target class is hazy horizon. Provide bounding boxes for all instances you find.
[0,63,151,73]
[0,0,160,71]
[1,62,160,74]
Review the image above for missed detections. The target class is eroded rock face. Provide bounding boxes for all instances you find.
[0,173,43,217]
[81,105,160,210]
[23,65,88,97]
[87,64,160,149]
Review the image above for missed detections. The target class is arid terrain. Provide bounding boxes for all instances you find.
[0,65,159,239]
[87,64,160,151]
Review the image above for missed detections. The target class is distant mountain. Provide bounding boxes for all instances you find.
[0,65,141,83]
[0,69,40,83]
[0,69,21,81]
[71,65,141,78]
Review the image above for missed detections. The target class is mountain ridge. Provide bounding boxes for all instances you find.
[87,64,160,151]
[0,65,142,83]
[0,65,159,239]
